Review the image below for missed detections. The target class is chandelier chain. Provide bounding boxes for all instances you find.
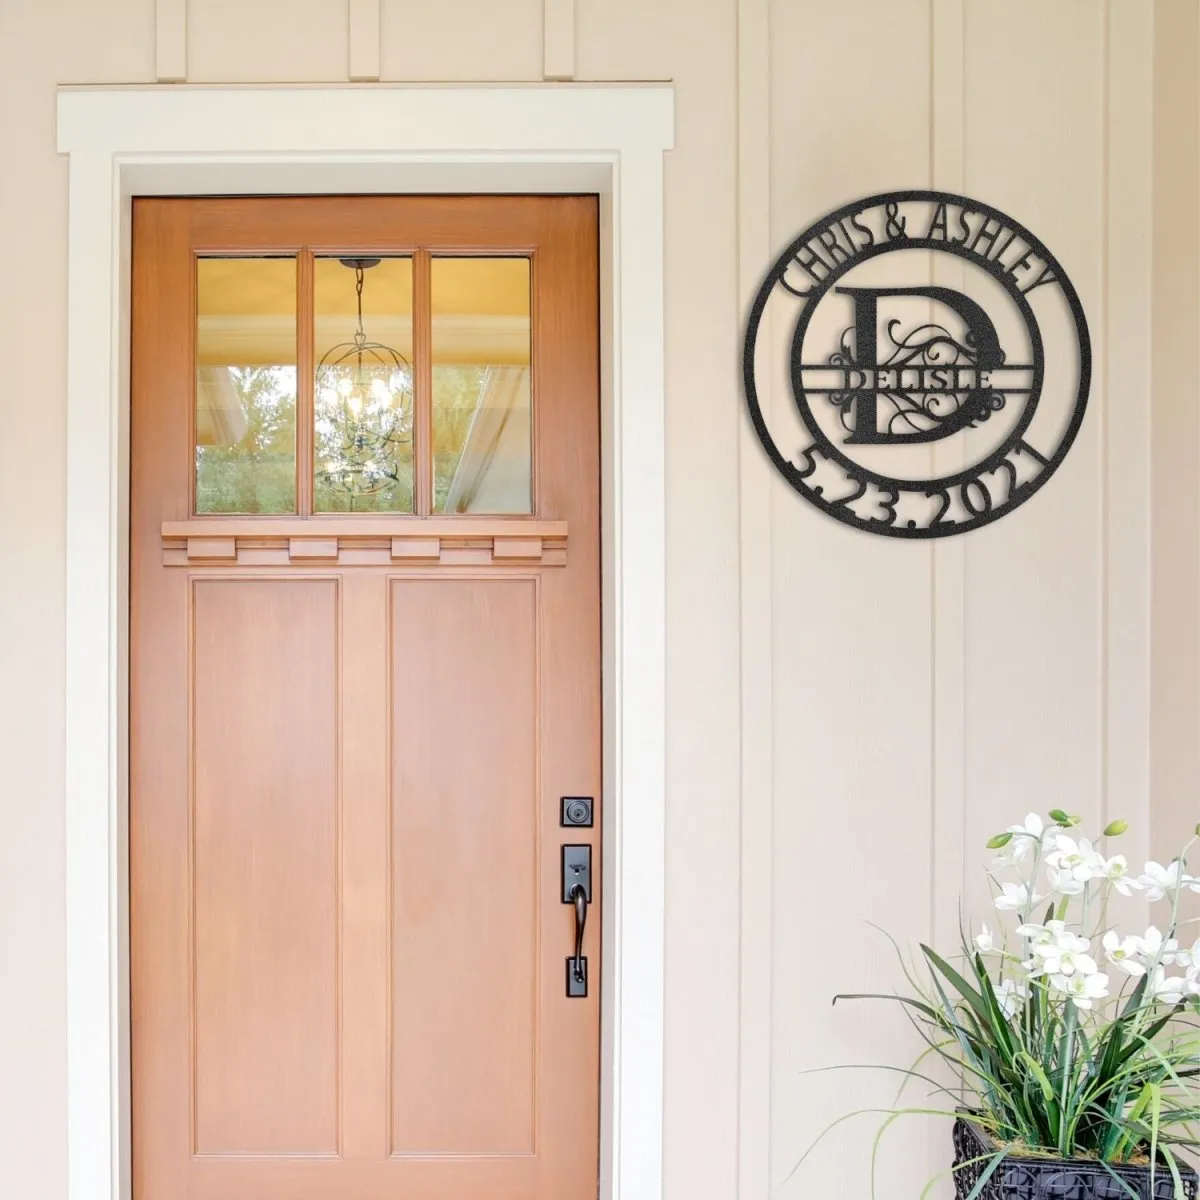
[354,266,366,348]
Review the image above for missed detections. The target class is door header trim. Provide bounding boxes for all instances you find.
[58,83,672,1200]
[57,83,673,155]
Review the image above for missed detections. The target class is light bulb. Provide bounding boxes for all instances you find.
[348,390,362,415]
[370,378,390,403]
[337,376,353,397]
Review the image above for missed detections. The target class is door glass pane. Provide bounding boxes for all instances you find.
[195,258,297,514]
[314,256,414,513]
[432,258,532,514]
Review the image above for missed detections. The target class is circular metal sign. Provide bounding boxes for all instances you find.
[742,191,1090,537]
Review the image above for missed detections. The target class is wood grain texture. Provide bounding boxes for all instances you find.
[162,518,569,568]
[131,194,600,1199]
[338,571,392,1159]
[390,578,537,1154]
[192,578,339,1155]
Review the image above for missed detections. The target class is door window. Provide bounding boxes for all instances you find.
[313,256,415,513]
[431,257,532,514]
[193,251,533,516]
[195,257,298,514]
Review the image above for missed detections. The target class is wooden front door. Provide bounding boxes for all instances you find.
[130,196,600,1199]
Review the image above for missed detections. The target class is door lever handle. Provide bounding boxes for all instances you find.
[570,883,588,987]
[562,844,591,997]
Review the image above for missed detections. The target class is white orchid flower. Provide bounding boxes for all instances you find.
[1022,925,1094,978]
[1045,834,1104,883]
[1139,860,1184,902]
[994,978,1028,1019]
[1099,855,1141,896]
[974,924,997,954]
[1043,929,1090,955]
[992,845,1023,870]
[1016,920,1065,948]
[1138,926,1179,963]
[1162,937,1200,970]
[1101,931,1146,977]
[1011,813,1046,841]
[995,882,1041,912]
[1033,946,1097,979]
[1050,970,1110,1010]
[1178,938,1200,974]
[1023,921,1084,951]
[1046,866,1087,896]
[996,813,1046,864]
[1149,966,1187,1006]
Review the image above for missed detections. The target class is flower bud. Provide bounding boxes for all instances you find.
[1049,809,1070,824]
[1103,820,1128,837]
[986,832,1013,849]
[1194,822,1200,838]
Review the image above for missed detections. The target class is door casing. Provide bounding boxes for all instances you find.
[58,85,672,1200]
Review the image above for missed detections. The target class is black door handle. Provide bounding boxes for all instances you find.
[562,844,591,997]
[569,883,588,985]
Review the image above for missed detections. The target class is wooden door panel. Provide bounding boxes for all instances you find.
[131,195,600,1200]
[192,578,340,1155]
[391,578,538,1156]
[187,1152,544,1196]
[338,572,393,1161]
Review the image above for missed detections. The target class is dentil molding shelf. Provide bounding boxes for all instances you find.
[160,518,568,567]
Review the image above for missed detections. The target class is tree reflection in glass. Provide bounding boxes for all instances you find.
[195,257,297,514]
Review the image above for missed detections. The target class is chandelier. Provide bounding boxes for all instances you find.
[315,257,413,502]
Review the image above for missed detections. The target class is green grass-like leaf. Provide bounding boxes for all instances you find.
[808,898,1200,1196]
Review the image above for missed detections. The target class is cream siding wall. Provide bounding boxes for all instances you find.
[1153,0,1200,866]
[0,2,1191,1198]
[767,2,1157,1191]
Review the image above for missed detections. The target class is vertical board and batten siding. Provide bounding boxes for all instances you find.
[1152,0,1200,867]
[761,2,1158,1194]
[765,2,936,1196]
[0,2,1188,1199]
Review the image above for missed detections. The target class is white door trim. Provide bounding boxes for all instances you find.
[57,83,673,1200]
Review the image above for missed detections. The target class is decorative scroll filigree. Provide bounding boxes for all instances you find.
[827,320,1006,438]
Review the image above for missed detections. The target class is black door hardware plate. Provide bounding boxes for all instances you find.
[561,844,592,902]
[566,956,588,998]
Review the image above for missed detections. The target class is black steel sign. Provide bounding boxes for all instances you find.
[742,191,1090,537]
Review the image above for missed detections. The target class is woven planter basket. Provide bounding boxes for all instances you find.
[953,1118,1199,1200]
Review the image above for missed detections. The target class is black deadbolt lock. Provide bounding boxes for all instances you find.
[560,796,594,828]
